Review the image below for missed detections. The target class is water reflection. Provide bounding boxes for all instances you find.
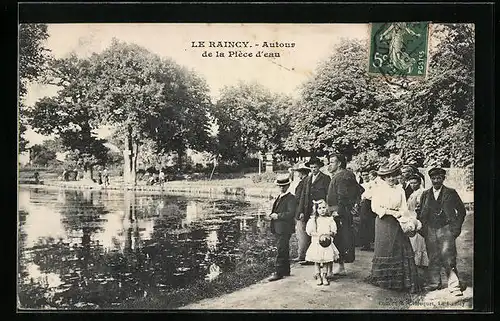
[18,188,276,309]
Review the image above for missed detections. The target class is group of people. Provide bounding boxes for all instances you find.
[267,153,468,297]
[61,168,79,181]
[143,169,167,186]
[97,167,110,186]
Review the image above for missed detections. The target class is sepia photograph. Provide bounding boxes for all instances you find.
[18,20,476,310]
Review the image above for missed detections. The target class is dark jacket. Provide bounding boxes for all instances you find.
[416,185,467,237]
[295,178,306,201]
[403,182,414,201]
[270,192,297,235]
[327,168,364,216]
[309,171,331,201]
[297,171,331,222]
[294,177,307,220]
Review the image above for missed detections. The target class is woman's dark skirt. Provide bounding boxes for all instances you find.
[365,215,421,293]
[359,199,375,247]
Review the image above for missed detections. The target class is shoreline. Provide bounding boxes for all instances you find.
[20,180,278,200]
[19,179,474,204]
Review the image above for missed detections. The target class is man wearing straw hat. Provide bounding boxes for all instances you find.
[416,167,467,296]
[268,174,297,282]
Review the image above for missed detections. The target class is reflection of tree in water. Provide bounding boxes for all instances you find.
[20,190,152,308]
[184,200,276,283]
[142,200,211,289]
[18,208,50,308]
[19,190,277,309]
[233,206,276,273]
[201,219,240,280]
[23,190,111,308]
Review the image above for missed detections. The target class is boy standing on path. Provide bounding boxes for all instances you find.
[268,174,297,282]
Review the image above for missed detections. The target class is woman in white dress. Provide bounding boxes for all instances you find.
[365,158,421,293]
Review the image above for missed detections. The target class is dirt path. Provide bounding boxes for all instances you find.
[181,214,474,310]
[181,251,471,310]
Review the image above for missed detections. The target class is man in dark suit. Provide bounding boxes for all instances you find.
[305,156,331,201]
[292,163,312,263]
[327,153,364,276]
[416,167,467,296]
[268,174,297,282]
[296,156,331,265]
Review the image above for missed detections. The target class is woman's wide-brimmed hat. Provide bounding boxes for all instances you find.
[293,162,311,173]
[275,174,291,186]
[305,156,324,167]
[377,156,403,176]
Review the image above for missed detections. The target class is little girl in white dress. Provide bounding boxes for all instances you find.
[305,199,340,286]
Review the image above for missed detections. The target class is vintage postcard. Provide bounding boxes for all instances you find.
[18,22,475,311]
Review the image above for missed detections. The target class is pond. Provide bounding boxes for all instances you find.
[17,187,286,309]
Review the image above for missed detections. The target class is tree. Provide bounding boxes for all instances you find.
[19,24,51,98]
[29,144,57,167]
[87,39,214,183]
[18,23,51,152]
[213,82,292,163]
[348,150,386,172]
[136,138,172,170]
[28,55,110,180]
[405,24,474,167]
[285,38,398,159]
[150,64,214,168]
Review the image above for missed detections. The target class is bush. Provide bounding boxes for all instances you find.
[210,172,245,180]
[108,164,123,177]
[274,160,292,171]
[349,150,382,172]
[465,164,474,191]
[251,172,278,184]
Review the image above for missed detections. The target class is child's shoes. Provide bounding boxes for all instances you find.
[315,273,323,286]
[322,273,330,286]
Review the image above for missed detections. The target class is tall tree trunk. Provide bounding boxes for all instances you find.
[177,148,184,170]
[83,164,93,182]
[83,162,94,182]
[124,190,135,252]
[123,125,135,185]
[131,141,138,185]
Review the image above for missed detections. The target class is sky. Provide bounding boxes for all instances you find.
[22,23,370,147]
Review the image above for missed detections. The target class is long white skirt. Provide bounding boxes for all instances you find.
[410,233,429,267]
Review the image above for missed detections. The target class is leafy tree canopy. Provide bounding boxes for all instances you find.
[286,39,397,159]
[214,81,292,162]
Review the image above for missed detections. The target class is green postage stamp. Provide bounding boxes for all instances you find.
[369,22,430,77]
